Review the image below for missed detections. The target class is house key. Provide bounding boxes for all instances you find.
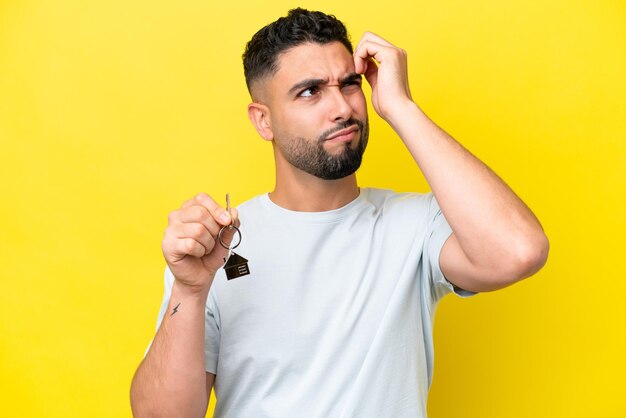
[218,193,250,280]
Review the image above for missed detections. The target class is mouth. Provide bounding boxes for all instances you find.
[325,126,359,142]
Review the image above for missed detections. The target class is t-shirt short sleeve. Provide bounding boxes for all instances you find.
[424,194,478,303]
[204,288,220,374]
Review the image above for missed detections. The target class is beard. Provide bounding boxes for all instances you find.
[275,117,369,180]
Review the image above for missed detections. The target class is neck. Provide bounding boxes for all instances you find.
[270,154,360,212]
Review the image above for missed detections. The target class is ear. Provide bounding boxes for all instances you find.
[247,102,274,141]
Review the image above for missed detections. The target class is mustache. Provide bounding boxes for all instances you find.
[318,118,364,142]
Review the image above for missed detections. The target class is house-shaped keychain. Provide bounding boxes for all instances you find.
[224,252,250,280]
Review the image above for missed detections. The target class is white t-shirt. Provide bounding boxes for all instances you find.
[155,188,476,417]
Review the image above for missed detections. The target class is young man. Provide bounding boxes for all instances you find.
[130,8,549,418]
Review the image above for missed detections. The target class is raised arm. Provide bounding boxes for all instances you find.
[130,193,236,417]
[354,32,549,292]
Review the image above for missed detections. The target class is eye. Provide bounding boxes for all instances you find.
[342,79,362,91]
[298,86,319,97]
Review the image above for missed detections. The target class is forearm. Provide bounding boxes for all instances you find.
[130,281,210,418]
[388,101,548,274]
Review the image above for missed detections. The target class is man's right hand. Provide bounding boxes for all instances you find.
[162,192,240,294]
[132,192,232,417]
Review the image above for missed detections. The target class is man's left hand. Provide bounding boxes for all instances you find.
[354,32,414,122]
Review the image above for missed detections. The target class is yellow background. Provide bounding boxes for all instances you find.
[1,0,624,416]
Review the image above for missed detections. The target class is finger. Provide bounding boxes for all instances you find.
[363,58,379,88]
[230,208,240,228]
[180,196,196,209]
[169,222,216,248]
[353,40,388,73]
[198,193,233,226]
[166,237,207,260]
[355,31,393,53]
[171,205,221,236]
[181,193,232,225]
[355,40,389,63]
[212,209,241,256]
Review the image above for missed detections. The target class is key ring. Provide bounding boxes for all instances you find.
[218,193,242,250]
[218,224,241,249]
[218,193,250,280]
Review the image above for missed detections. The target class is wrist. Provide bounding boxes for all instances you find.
[385,100,431,140]
[172,278,212,301]
[383,99,421,129]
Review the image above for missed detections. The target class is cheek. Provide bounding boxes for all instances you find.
[350,91,368,114]
[272,109,319,139]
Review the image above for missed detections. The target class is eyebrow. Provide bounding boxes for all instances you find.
[287,73,362,96]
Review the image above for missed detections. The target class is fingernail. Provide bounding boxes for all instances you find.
[220,212,231,223]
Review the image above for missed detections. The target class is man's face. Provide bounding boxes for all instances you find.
[259,41,369,180]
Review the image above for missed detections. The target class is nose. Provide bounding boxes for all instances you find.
[327,87,353,122]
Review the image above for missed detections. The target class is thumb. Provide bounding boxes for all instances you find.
[211,208,241,261]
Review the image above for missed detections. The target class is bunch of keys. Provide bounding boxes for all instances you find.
[218,193,250,280]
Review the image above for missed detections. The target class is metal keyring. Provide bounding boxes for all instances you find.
[218,224,241,250]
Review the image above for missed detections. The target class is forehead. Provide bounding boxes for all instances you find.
[271,41,355,89]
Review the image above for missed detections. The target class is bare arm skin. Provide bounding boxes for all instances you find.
[130,283,211,418]
[354,32,549,292]
[130,193,237,417]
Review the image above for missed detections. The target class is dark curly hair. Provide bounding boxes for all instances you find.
[242,8,353,94]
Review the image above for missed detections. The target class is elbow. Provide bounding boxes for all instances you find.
[130,370,161,418]
[130,371,208,418]
[512,232,550,281]
[486,233,550,290]
[130,376,148,418]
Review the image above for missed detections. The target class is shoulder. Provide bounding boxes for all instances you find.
[363,187,434,214]
[233,193,267,220]
[235,193,266,210]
